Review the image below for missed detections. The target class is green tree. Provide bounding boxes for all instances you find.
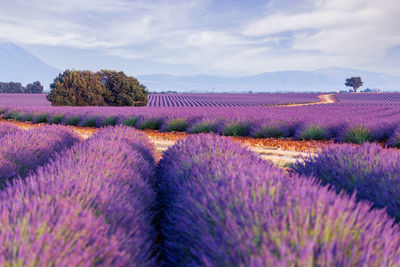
[47,69,148,106]
[99,70,148,106]
[24,81,44,93]
[47,70,107,106]
[345,77,363,92]
[0,82,24,93]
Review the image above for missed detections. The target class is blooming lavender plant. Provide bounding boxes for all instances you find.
[340,124,373,144]
[0,123,21,138]
[2,92,400,143]
[389,126,400,148]
[222,120,253,136]
[293,143,400,220]
[0,126,158,266]
[294,123,329,140]
[0,125,81,185]
[250,120,291,138]
[0,194,130,266]
[187,118,224,134]
[89,125,157,165]
[157,134,400,266]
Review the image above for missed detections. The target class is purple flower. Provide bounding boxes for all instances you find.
[0,126,158,265]
[157,134,400,266]
[293,142,400,220]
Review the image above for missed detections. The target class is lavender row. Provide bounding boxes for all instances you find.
[0,125,81,186]
[3,92,400,107]
[2,104,400,144]
[0,93,321,107]
[293,143,400,221]
[335,92,400,104]
[0,93,51,107]
[0,193,130,266]
[0,122,20,138]
[147,93,321,107]
[0,126,158,266]
[156,134,400,266]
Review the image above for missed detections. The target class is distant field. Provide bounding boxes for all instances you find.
[334,92,400,105]
[0,93,51,106]
[3,92,399,108]
[147,93,321,107]
[0,93,321,107]
[1,92,400,145]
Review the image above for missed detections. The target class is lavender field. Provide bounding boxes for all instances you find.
[1,92,321,107]
[147,93,321,107]
[1,125,400,265]
[2,0,400,264]
[1,93,400,145]
[1,93,400,265]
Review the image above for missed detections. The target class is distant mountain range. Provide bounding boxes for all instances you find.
[138,68,400,92]
[0,42,61,90]
[1,42,400,92]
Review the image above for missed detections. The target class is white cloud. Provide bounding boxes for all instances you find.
[243,0,400,55]
[0,0,207,48]
[0,0,399,75]
[185,31,247,47]
[238,0,400,74]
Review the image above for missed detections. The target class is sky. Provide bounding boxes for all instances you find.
[0,0,399,76]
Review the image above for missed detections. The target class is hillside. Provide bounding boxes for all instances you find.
[0,42,60,90]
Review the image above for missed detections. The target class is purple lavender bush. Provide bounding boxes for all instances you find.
[162,118,189,132]
[2,94,400,143]
[139,117,164,130]
[3,110,25,120]
[222,120,253,136]
[0,123,21,138]
[339,124,374,144]
[0,126,158,266]
[250,120,290,138]
[293,143,400,220]
[187,118,224,134]
[389,126,400,148]
[0,194,130,266]
[0,125,81,185]
[157,134,400,266]
[89,125,157,165]
[294,123,330,140]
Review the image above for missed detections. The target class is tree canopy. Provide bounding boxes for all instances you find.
[345,77,363,92]
[0,81,44,94]
[99,70,148,106]
[24,81,44,93]
[0,82,24,93]
[47,70,148,106]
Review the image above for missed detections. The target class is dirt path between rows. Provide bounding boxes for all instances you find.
[0,118,332,167]
[277,93,336,107]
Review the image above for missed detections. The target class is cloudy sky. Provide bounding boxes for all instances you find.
[0,0,399,76]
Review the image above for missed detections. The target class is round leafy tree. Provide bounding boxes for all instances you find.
[24,81,44,93]
[47,70,106,106]
[99,70,148,106]
[47,69,148,106]
[345,77,363,92]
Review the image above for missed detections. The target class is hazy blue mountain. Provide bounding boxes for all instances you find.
[1,42,399,92]
[0,42,61,90]
[139,68,400,92]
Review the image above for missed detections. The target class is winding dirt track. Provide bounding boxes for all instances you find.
[278,93,336,107]
[0,94,337,166]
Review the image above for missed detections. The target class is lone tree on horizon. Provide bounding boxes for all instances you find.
[345,77,363,92]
